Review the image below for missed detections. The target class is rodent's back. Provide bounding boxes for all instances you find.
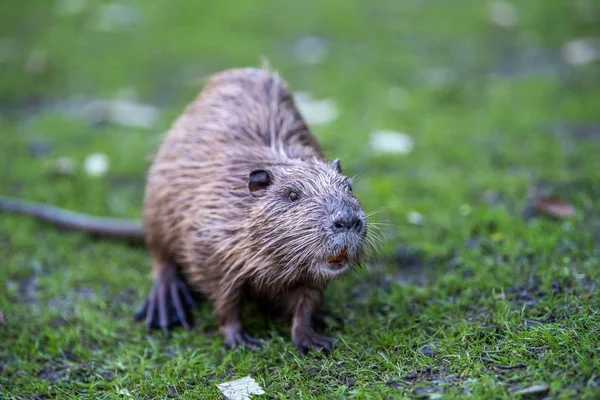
[143,68,324,275]
[156,68,323,163]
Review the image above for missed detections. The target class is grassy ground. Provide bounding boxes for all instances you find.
[1,0,599,398]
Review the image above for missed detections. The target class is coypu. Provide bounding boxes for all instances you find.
[0,67,368,352]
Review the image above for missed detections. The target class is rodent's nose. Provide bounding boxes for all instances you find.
[332,217,363,234]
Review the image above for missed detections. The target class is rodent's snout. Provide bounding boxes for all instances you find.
[329,203,366,236]
[331,215,363,234]
[326,197,367,241]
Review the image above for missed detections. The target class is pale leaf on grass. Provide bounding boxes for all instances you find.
[489,1,519,28]
[370,130,414,155]
[217,376,265,400]
[115,387,133,398]
[563,38,600,66]
[108,99,159,130]
[294,91,338,126]
[513,383,549,398]
[81,99,159,129]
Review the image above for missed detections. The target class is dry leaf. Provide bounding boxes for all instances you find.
[514,383,549,398]
[217,376,265,400]
[535,198,575,218]
[108,99,159,129]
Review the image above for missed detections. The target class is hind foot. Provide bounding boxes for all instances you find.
[134,266,196,333]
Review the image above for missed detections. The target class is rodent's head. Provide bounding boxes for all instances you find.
[247,158,367,283]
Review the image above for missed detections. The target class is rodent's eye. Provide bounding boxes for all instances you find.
[347,185,353,194]
[288,191,299,201]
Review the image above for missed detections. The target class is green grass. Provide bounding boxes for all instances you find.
[1,0,599,398]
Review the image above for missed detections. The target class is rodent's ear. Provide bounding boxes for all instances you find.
[330,159,342,174]
[249,168,273,192]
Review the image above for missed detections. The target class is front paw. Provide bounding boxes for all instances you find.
[221,323,263,350]
[293,331,336,354]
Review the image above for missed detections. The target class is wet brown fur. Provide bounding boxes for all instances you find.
[143,67,366,350]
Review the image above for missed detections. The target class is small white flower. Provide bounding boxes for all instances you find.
[84,153,109,177]
[407,211,423,225]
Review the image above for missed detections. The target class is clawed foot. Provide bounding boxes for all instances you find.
[134,267,196,333]
[221,323,263,350]
[293,331,336,354]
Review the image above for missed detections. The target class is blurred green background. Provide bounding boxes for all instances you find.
[1,0,599,398]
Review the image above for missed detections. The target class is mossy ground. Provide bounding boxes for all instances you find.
[1,1,599,398]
